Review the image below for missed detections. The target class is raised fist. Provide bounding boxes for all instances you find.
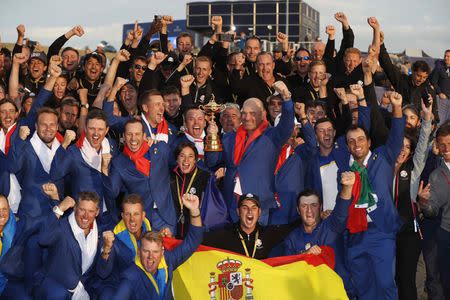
[49,55,62,67]
[13,53,28,65]
[180,54,193,66]
[182,193,200,211]
[150,51,167,65]
[48,65,62,78]
[294,102,306,118]
[333,88,348,104]
[59,196,76,212]
[161,16,174,26]
[102,231,115,249]
[101,153,112,171]
[276,32,288,48]
[19,126,30,140]
[334,12,348,25]
[389,92,403,107]
[325,25,335,37]
[349,84,364,99]
[180,74,195,88]
[115,49,130,62]
[367,17,380,30]
[272,81,291,100]
[341,171,356,186]
[211,16,223,31]
[16,24,25,37]
[71,25,85,37]
[42,183,59,200]
[63,130,76,148]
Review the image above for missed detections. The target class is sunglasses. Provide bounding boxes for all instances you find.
[134,64,147,70]
[294,56,310,62]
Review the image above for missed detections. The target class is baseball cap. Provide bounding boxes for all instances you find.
[29,51,48,65]
[238,193,261,208]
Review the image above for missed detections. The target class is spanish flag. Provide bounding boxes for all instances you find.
[164,239,348,300]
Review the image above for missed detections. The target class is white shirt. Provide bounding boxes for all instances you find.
[320,160,339,211]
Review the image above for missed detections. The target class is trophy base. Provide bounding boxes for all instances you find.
[204,135,223,152]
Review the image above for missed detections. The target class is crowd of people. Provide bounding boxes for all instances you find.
[0,10,449,300]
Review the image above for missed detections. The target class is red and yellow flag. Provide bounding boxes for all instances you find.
[164,239,348,300]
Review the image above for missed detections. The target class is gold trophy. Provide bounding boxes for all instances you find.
[199,94,226,152]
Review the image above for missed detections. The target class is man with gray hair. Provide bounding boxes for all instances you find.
[219,103,241,134]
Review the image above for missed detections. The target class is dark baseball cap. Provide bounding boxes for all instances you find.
[29,51,48,65]
[238,193,260,208]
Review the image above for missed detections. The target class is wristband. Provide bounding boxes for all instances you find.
[357,98,366,102]
[191,213,201,218]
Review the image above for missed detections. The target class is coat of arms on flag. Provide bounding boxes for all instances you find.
[208,258,254,300]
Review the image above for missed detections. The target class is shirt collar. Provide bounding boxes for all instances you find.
[349,150,372,167]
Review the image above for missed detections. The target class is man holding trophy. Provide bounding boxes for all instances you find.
[205,81,294,225]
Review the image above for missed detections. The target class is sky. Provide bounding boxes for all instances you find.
[0,0,448,58]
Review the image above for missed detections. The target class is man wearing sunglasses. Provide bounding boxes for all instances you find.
[129,56,147,88]
[287,48,312,90]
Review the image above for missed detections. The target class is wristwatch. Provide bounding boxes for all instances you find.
[53,205,64,216]
[80,103,89,109]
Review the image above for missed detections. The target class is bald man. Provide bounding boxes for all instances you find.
[206,81,294,225]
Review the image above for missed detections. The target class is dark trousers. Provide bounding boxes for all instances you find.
[396,230,422,300]
[422,218,445,300]
[437,227,450,300]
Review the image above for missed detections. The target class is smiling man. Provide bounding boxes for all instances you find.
[203,193,294,259]
[102,118,176,232]
[112,193,204,300]
[95,194,153,299]
[50,109,117,218]
[33,192,106,299]
[280,173,355,297]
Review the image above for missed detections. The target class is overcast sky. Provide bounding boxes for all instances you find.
[0,0,448,58]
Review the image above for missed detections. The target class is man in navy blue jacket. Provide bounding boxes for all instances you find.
[102,118,176,233]
[205,81,294,225]
[340,91,405,300]
[112,192,204,300]
[280,173,355,297]
[33,191,105,299]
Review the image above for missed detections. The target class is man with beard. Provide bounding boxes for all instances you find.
[50,110,117,219]
[102,119,176,233]
[33,192,106,299]
[205,81,294,225]
[162,85,184,130]
[231,52,289,107]
[70,52,105,104]
[95,194,153,299]
[203,194,293,259]
[287,48,312,89]
[112,193,204,300]
[7,107,74,218]
[58,98,79,136]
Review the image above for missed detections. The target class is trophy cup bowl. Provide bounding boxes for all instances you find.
[199,95,226,152]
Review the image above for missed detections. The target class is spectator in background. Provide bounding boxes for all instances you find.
[430,50,450,123]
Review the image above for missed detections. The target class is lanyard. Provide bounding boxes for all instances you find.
[237,230,259,258]
[175,168,198,231]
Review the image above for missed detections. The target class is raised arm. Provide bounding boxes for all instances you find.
[47,25,84,59]
[8,53,28,100]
